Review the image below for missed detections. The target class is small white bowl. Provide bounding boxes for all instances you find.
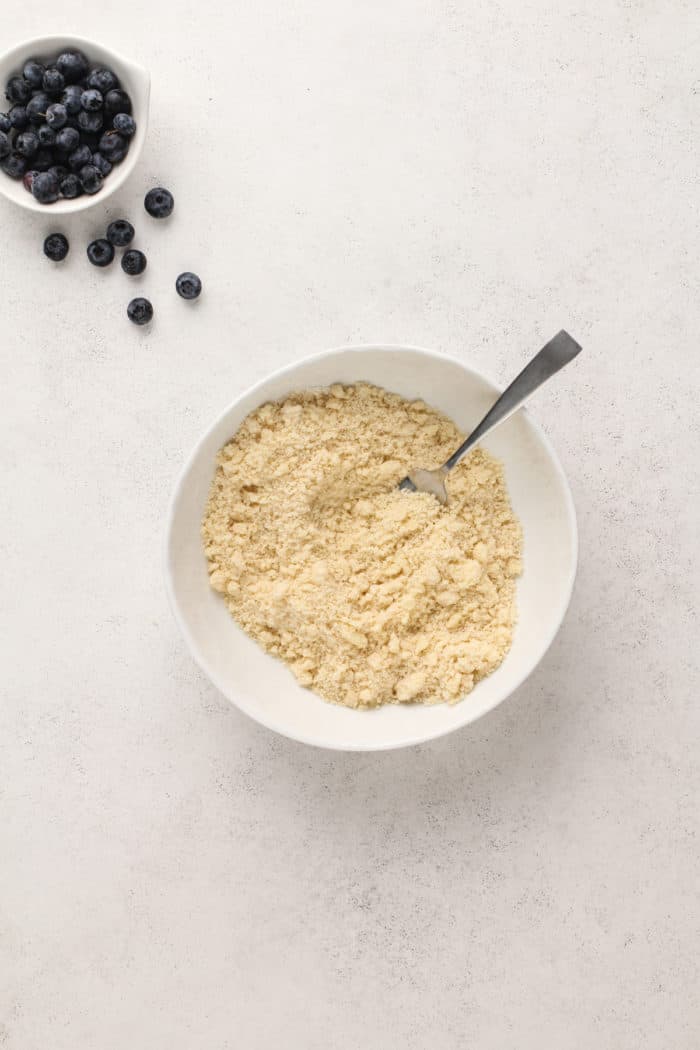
[0,35,149,214]
[165,346,578,751]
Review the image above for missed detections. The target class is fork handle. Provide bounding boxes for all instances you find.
[443,330,582,472]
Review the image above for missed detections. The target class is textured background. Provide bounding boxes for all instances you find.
[1,1,699,1047]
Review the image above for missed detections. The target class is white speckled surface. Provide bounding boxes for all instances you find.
[1,1,698,1046]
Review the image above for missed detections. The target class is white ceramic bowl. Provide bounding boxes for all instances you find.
[165,346,578,751]
[0,35,149,214]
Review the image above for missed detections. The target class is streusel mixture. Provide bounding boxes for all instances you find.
[202,383,522,707]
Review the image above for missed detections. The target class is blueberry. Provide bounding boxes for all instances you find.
[78,109,103,133]
[5,76,32,104]
[16,121,42,147]
[42,68,65,97]
[98,131,126,158]
[22,169,38,192]
[37,123,56,147]
[23,60,45,88]
[127,297,153,325]
[175,272,202,300]
[87,238,115,266]
[17,128,42,153]
[45,102,67,129]
[68,144,92,171]
[107,219,134,247]
[59,172,82,198]
[15,131,39,158]
[26,92,51,124]
[32,170,59,204]
[91,152,112,176]
[0,113,11,134]
[62,84,83,115]
[108,143,128,164]
[86,68,120,95]
[81,88,103,112]
[104,89,132,115]
[144,187,174,218]
[0,152,26,179]
[0,129,10,160]
[79,163,103,194]
[55,125,79,152]
[43,232,69,261]
[48,164,68,181]
[9,105,29,130]
[121,249,147,275]
[112,112,136,137]
[56,50,89,84]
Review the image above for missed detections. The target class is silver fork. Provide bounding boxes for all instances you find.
[398,330,582,505]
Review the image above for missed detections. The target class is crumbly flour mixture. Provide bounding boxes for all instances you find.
[202,383,522,708]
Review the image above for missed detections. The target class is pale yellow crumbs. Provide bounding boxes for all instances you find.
[202,383,522,708]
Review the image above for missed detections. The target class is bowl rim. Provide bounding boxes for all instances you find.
[164,342,579,751]
[0,34,150,215]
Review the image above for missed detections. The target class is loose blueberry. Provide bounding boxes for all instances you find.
[56,51,89,84]
[104,89,132,115]
[9,105,29,130]
[55,125,79,152]
[175,272,202,300]
[37,123,56,147]
[86,68,120,95]
[42,68,65,97]
[6,76,32,104]
[79,163,103,194]
[68,144,92,171]
[78,109,103,133]
[144,187,174,218]
[43,232,69,261]
[32,170,59,204]
[23,60,45,89]
[45,102,67,129]
[112,112,136,137]
[81,88,103,112]
[91,152,112,176]
[1,152,26,178]
[33,149,54,172]
[22,169,38,192]
[122,249,147,275]
[0,113,12,134]
[127,297,153,325]
[0,129,10,160]
[26,93,51,124]
[106,219,134,247]
[62,84,83,115]
[87,238,114,266]
[59,172,82,198]
[15,131,39,158]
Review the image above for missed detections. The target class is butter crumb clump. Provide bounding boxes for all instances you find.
[202,383,522,708]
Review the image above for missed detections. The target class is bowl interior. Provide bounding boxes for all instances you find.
[0,35,149,214]
[166,346,577,751]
